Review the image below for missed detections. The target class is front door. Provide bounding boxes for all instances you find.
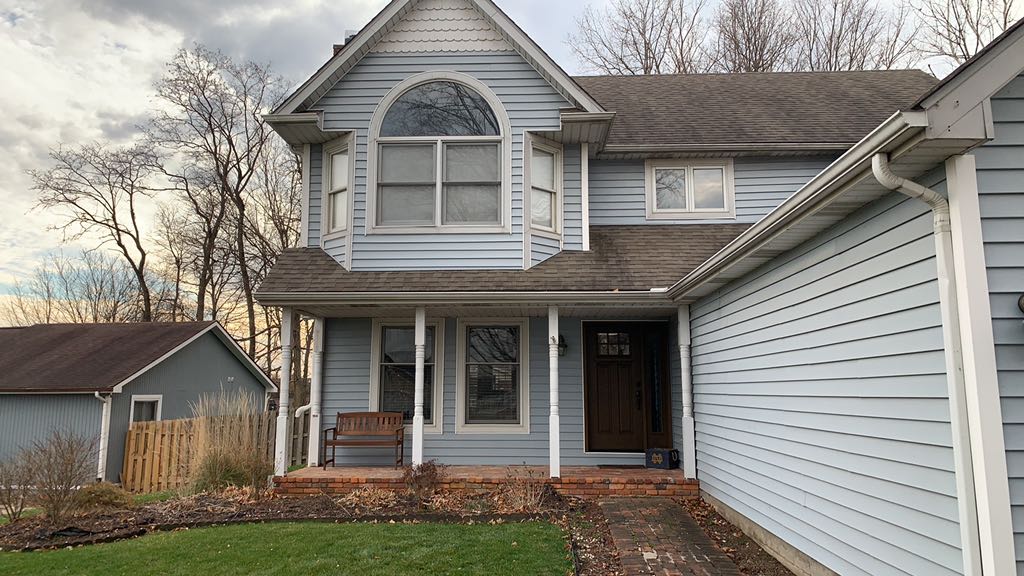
[584,322,672,452]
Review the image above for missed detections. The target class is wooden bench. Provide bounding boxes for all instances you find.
[322,412,405,469]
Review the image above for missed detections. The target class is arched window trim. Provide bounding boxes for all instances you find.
[366,71,513,234]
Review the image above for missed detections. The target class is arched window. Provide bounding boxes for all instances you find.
[372,77,508,229]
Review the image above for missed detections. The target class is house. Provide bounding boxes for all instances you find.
[257,0,1024,574]
[0,322,276,483]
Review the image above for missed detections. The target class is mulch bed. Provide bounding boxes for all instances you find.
[0,487,622,575]
[679,497,794,576]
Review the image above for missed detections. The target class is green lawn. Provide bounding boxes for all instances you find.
[0,521,571,576]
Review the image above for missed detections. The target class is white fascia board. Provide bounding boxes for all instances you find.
[666,110,928,300]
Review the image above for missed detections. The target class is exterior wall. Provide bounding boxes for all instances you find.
[308,143,324,248]
[106,332,269,482]
[974,74,1024,574]
[529,234,560,267]
[311,50,571,270]
[0,394,102,462]
[589,157,834,225]
[320,316,681,466]
[563,144,584,250]
[690,193,965,575]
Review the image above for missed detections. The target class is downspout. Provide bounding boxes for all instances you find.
[93,392,112,482]
[872,153,982,576]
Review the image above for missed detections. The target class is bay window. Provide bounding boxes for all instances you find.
[529,141,561,232]
[325,141,350,234]
[645,159,735,219]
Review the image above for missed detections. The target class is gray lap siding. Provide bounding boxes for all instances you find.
[320,316,682,466]
[0,394,102,463]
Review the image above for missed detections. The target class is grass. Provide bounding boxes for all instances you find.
[0,509,40,526]
[132,491,177,505]
[0,521,571,576]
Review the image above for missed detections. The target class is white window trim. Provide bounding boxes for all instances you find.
[129,394,163,423]
[366,71,513,235]
[526,134,563,237]
[455,318,530,435]
[644,158,736,220]
[369,319,445,434]
[321,134,355,242]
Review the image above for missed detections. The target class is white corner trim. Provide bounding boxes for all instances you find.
[455,317,530,435]
[369,318,445,434]
[581,142,590,251]
[365,71,513,235]
[946,153,1017,575]
[644,158,736,220]
[129,394,163,423]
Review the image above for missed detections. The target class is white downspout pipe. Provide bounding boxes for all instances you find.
[677,305,696,479]
[872,153,982,576]
[94,392,111,482]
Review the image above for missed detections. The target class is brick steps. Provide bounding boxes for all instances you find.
[274,466,698,498]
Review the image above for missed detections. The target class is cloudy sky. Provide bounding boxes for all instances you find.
[0,0,591,293]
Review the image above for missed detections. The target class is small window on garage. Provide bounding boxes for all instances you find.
[130,395,162,422]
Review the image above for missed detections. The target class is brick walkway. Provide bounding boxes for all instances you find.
[600,497,743,576]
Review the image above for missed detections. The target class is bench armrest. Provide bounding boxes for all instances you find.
[323,426,337,438]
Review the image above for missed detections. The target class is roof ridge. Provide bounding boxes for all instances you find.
[573,68,932,80]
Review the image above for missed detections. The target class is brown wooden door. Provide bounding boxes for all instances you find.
[584,322,672,452]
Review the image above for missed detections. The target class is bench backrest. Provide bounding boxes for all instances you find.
[336,412,404,435]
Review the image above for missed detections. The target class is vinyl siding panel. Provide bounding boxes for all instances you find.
[563,144,583,250]
[691,193,964,576]
[106,332,268,482]
[589,157,834,225]
[308,144,323,247]
[0,394,101,463]
[323,235,348,267]
[313,52,570,270]
[976,74,1024,575]
[320,316,680,466]
[530,234,560,267]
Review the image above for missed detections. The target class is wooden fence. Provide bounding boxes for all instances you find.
[121,411,310,493]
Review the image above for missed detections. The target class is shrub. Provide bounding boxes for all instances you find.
[493,466,547,513]
[186,389,273,494]
[75,482,133,512]
[0,452,33,523]
[402,460,446,505]
[24,429,96,525]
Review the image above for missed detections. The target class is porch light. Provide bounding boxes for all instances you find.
[558,335,568,357]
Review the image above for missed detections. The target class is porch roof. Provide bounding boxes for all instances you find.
[257,224,748,301]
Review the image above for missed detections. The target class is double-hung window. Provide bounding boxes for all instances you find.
[325,141,350,234]
[373,79,507,231]
[371,322,442,432]
[457,320,529,434]
[645,159,735,219]
[529,140,561,232]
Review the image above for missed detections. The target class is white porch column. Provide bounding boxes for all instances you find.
[548,306,561,478]
[677,305,696,479]
[306,317,325,467]
[274,308,295,476]
[412,307,426,466]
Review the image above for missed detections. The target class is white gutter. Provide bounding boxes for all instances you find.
[667,110,928,300]
[93,392,112,482]
[258,290,673,306]
[871,153,983,576]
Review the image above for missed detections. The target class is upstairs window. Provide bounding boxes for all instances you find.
[371,76,509,232]
[644,159,735,220]
[326,142,349,234]
[529,140,561,232]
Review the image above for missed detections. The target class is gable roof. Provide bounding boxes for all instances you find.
[272,0,604,116]
[0,322,276,394]
[256,224,749,302]
[574,70,938,151]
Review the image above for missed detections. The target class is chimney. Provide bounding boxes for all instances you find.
[334,29,359,54]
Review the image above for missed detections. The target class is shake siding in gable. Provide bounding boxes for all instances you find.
[308,144,323,248]
[312,52,570,270]
[589,157,834,225]
[320,317,677,466]
[973,74,1024,574]
[690,193,964,575]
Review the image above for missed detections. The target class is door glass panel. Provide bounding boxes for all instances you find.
[597,332,630,357]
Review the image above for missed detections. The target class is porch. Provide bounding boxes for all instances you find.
[274,465,699,498]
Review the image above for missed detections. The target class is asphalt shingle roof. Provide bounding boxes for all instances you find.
[0,322,217,393]
[573,70,938,148]
[256,224,749,296]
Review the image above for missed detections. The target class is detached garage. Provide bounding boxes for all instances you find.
[0,322,276,483]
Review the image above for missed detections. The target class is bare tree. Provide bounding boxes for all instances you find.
[791,0,918,70]
[913,0,1020,65]
[31,144,158,321]
[569,0,713,74]
[148,45,285,356]
[713,0,796,72]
